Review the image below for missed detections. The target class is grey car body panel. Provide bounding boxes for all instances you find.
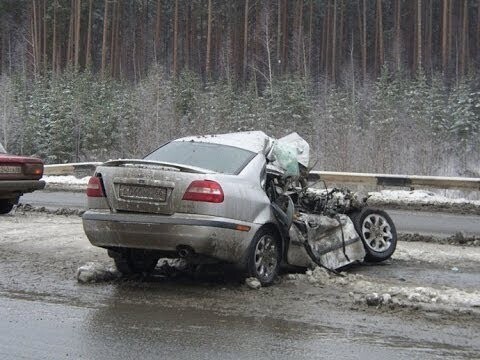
[82,131,369,269]
[83,209,261,263]
[91,153,274,225]
[84,145,276,264]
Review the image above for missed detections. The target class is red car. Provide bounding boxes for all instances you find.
[0,142,45,214]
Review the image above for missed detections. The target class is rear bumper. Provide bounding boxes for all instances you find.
[82,210,260,263]
[0,180,46,198]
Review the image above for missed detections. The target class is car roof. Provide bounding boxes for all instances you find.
[175,131,273,154]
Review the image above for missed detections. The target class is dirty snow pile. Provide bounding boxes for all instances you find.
[353,280,480,309]
[76,262,119,283]
[290,266,480,311]
[394,241,480,264]
[42,175,91,185]
[368,189,480,207]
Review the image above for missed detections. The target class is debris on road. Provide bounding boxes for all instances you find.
[76,262,119,283]
[245,277,262,290]
[15,203,85,216]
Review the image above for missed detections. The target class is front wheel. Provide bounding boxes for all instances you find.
[108,248,159,275]
[246,228,281,286]
[351,208,397,263]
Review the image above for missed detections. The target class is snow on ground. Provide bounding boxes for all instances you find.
[394,241,480,265]
[353,277,480,308]
[42,175,91,185]
[369,189,480,207]
[299,266,480,311]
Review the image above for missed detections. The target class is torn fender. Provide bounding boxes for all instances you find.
[286,213,366,269]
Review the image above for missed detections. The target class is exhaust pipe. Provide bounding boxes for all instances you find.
[177,246,194,258]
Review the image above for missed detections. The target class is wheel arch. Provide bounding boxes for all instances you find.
[256,222,286,260]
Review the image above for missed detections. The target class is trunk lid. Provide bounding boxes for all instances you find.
[96,160,214,215]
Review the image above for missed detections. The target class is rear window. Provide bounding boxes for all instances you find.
[144,141,256,175]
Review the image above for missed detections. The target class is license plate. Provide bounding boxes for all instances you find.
[119,184,167,202]
[0,166,22,174]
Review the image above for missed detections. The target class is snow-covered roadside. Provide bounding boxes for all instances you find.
[295,267,480,310]
[368,189,480,214]
[369,189,480,206]
[394,240,480,265]
[42,175,90,192]
[284,240,480,313]
[42,175,91,185]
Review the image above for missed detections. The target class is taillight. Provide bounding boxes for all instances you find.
[23,163,44,176]
[182,180,224,203]
[87,176,105,197]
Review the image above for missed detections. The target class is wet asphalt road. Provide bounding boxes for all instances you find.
[0,215,478,359]
[1,294,456,360]
[2,288,474,360]
[3,192,478,359]
[21,190,480,236]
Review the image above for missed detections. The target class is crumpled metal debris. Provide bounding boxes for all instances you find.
[298,188,366,216]
[245,277,262,290]
[287,213,365,269]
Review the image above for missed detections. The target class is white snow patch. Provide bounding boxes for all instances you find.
[394,241,480,265]
[356,280,480,308]
[245,277,262,290]
[76,262,119,283]
[42,175,91,185]
[369,189,480,207]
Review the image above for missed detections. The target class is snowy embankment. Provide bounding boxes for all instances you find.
[288,240,480,313]
[369,189,480,207]
[368,189,480,214]
[42,175,91,192]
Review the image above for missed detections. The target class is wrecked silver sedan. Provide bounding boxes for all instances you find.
[82,131,397,285]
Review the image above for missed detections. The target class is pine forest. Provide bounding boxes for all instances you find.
[0,0,479,177]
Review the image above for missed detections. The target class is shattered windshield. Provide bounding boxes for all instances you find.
[144,141,256,175]
[0,142,6,154]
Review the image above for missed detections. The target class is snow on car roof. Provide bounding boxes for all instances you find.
[175,131,274,154]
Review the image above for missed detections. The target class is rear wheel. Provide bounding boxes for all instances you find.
[0,199,15,214]
[351,208,397,263]
[246,228,281,286]
[108,248,159,275]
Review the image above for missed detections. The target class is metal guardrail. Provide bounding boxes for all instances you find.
[308,171,480,191]
[44,162,480,191]
[44,162,102,177]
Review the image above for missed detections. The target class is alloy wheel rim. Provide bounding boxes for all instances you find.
[361,214,393,252]
[254,235,278,280]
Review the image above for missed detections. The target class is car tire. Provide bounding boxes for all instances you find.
[246,227,281,286]
[0,199,15,214]
[351,208,397,263]
[108,248,159,275]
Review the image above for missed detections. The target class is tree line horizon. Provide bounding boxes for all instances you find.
[0,0,479,85]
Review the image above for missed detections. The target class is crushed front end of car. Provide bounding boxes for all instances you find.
[264,133,397,272]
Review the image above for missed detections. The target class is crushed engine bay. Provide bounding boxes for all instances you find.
[264,133,378,271]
